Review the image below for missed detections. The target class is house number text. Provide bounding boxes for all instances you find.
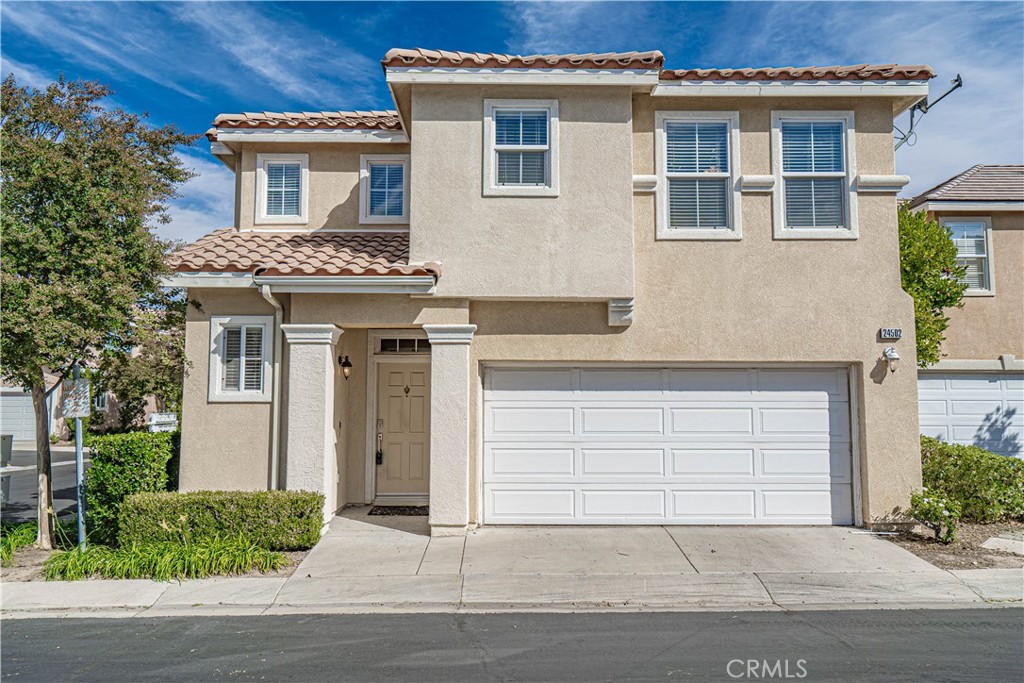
[879,328,903,340]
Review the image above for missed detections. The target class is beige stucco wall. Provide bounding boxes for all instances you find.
[235,142,411,232]
[932,210,1024,361]
[408,84,635,300]
[180,90,921,526]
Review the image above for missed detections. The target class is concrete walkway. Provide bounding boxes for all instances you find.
[3,509,1022,618]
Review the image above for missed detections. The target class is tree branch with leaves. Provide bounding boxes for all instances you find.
[0,75,197,548]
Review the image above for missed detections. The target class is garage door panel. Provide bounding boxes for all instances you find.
[918,371,1023,458]
[918,400,949,416]
[484,367,854,525]
[581,407,663,434]
[670,408,753,434]
[581,449,665,476]
[952,401,1003,416]
[487,368,574,395]
[581,490,666,517]
[948,376,1003,391]
[671,448,755,476]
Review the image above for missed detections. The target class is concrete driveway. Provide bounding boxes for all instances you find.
[296,507,938,579]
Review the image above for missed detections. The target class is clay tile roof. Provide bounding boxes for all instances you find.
[382,47,665,70]
[168,228,439,278]
[660,63,934,82]
[206,110,402,140]
[908,165,1024,208]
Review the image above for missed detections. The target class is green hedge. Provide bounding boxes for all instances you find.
[921,436,1024,523]
[85,432,175,545]
[117,490,324,551]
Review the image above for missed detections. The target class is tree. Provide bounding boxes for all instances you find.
[898,205,968,367]
[96,294,190,431]
[0,75,197,547]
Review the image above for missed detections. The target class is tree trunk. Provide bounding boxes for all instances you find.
[30,379,54,550]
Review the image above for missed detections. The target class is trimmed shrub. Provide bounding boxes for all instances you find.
[85,432,175,545]
[921,436,1024,523]
[117,490,324,551]
[43,537,285,582]
[909,489,961,543]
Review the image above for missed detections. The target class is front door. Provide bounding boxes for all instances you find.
[375,362,430,499]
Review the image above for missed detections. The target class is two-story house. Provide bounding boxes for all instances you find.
[908,165,1024,457]
[168,49,935,535]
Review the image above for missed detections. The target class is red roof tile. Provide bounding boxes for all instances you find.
[660,64,934,82]
[168,229,439,278]
[206,110,401,141]
[382,48,665,70]
[908,165,1024,207]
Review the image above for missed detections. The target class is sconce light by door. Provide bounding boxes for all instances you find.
[882,347,900,374]
[338,355,353,380]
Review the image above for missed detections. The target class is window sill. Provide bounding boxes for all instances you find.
[656,228,741,241]
[964,290,996,298]
[773,227,858,240]
[207,392,272,404]
[483,185,559,198]
[358,215,409,225]
[254,215,309,226]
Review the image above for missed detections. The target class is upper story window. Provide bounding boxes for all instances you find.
[943,217,994,295]
[209,316,272,403]
[483,99,559,197]
[771,111,858,240]
[255,153,308,225]
[360,154,410,224]
[655,111,741,240]
[93,391,108,412]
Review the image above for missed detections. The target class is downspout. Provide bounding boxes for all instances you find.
[258,277,284,490]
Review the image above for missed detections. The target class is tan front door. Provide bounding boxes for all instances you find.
[375,362,430,497]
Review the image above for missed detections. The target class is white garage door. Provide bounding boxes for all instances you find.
[0,390,37,441]
[483,367,854,525]
[919,372,1024,458]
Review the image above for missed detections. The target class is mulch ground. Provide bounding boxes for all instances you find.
[884,520,1024,570]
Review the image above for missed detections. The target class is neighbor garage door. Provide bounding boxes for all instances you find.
[919,372,1023,458]
[0,390,36,441]
[483,367,854,525]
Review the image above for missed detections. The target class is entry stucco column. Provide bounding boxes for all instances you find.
[281,324,343,526]
[422,324,477,537]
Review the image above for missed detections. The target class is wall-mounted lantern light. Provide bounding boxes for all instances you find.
[882,347,900,374]
[338,355,353,380]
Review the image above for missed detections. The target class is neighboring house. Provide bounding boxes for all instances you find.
[168,48,936,534]
[907,165,1024,457]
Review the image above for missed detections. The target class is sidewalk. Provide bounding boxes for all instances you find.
[3,511,1022,618]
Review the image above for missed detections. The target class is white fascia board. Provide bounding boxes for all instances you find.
[385,66,661,86]
[212,129,408,144]
[163,273,253,288]
[908,201,1024,213]
[651,80,931,99]
[254,275,436,294]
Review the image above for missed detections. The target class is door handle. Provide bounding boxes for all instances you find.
[376,432,384,465]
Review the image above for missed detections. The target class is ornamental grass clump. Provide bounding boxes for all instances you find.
[0,521,39,566]
[909,489,961,544]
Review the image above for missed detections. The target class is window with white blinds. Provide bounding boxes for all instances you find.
[656,112,740,239]
[209,317,272,402]
[265,162,302,217]
[359,154,409,224]
[484,100,559,196]
[780,120,847,230]
[256,154,308,224]
[945,219,992,292]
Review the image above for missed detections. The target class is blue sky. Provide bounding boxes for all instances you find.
[3,1,1022,243]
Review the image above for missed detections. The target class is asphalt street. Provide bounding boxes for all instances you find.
[3,609,1022,682]
[1,447,88,523]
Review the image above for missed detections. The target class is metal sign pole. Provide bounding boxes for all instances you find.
[73,365,86,548]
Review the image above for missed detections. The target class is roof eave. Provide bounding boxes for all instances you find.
[164,272,437,294]
[384,66,662,87]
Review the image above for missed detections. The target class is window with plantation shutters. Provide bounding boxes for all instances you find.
[772,112,857,239]
[944,219,993,293]
[256,154,308,224]
[655,112,741,240]
[359,154,410,224]
[484,100,559,196]
[209,316,273,403]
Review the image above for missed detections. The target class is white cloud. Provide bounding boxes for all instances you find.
[0,54,53,90]
[157,149,235,244]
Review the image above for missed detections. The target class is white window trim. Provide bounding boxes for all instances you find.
[771,111,858,240]
[359,154,410,225]
[655,111,742,241]
[483,99,559,197]
[208,315,273,403]
[941,216,995,297]
[255,153,309,225]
